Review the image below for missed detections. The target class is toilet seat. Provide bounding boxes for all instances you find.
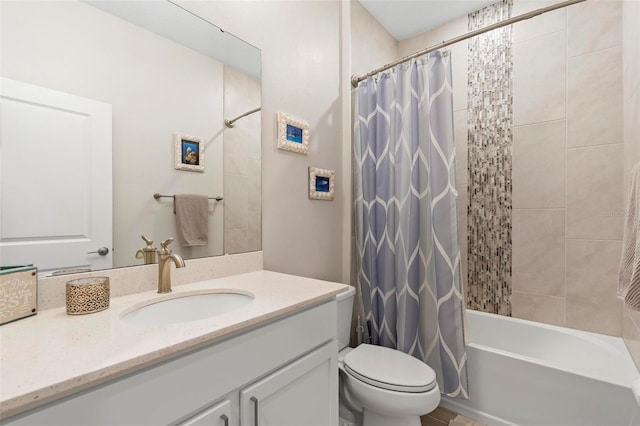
[343,344,437,393]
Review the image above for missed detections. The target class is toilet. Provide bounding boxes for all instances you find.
[336,287,440,426]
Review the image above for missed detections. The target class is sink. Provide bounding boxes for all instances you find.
[121,290,254,326]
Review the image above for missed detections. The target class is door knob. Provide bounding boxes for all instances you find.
[88,247,109,256]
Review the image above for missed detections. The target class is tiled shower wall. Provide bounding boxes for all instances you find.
[622,0,640,368]
[511,0,623,336]
[399,0,625,336]
[466,0,513,316]
[223,66,262,255]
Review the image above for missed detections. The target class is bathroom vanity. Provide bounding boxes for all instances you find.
[0,271,347,425]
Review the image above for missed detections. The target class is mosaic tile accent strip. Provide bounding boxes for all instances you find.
[466,0,513,316]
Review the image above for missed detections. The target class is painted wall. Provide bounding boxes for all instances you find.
[178,1,345,283]
[399,0,625,336]
[1,0,225,266]
[622,0,640,369]
[350,0,398,78]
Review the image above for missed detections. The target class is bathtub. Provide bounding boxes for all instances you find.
[440,310,640,426]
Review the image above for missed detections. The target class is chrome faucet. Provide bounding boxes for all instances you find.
[157,238,185,293]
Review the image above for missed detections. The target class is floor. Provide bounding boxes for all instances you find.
[421,406,487,426]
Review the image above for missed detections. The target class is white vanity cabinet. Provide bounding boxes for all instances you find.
[2,301,338,426]
[239,342,335,426]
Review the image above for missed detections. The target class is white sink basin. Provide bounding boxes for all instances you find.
[121,290,254,326]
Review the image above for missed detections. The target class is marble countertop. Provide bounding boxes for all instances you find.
[0,270,348,419]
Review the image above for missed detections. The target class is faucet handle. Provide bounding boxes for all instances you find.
[159,238,174,254]
[141,235,153,245]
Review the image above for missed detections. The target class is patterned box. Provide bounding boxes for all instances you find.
[0,266,38,325]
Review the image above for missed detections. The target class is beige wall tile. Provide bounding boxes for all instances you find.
[567,46,623,148]
[224,229,248,255]
[513,120,566,208]
[513,31,566,125]
[568,0,622,58]
[624,170,635,216]
[398,29,430,60]
[629,307,640,331]
[566,144,623,240]
[246,74,261,106]
[454,109,468,185]
[450,41,468,112]
[224,127,249,177]
[224,66,249,118]
[623,0,640,98]
[624,89,640,175]
[457,184,468,285]
[247,125,261,160]
[623,306,640,370]
[513,209,565,297]
[426,15,468,49]
[511,291,565,326]
[512,0,566,44]
[397,15,467,58]
[224,175,249,230]
[223,63,262,255]
[566,239,623,336]
[248,155,262,213]
[248,211,262,252]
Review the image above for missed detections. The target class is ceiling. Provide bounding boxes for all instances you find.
[358,0,497,40]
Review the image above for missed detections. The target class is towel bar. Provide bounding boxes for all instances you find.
[153,193,223,202]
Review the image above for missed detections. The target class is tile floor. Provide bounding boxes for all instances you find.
[421,406,487,426]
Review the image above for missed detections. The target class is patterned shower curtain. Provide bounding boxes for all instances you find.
[353,52,468,398]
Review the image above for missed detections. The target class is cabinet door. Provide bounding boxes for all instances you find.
[240,342,337,426]
[178,399,231,426]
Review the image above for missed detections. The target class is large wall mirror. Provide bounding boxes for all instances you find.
[0,0,262,276]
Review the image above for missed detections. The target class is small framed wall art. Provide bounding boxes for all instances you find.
[277,112,309,155]
[174,132,205,172]
[309,167,335,201]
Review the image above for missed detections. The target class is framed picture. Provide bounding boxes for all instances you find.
[309,167,335,201]
[174,133,205,172]
[277,112,309,155]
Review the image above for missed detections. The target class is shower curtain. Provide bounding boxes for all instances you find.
[353,52,468,398]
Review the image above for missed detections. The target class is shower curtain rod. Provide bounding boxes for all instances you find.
[351,0,587,88]
[224,107,261,128]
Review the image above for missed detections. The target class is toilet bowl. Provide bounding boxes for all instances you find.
[336,288,441,426]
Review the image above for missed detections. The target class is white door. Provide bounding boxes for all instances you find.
[240,343,338,426]
[0,78,112,275]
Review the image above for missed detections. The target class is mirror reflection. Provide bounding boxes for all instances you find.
[0,0,262,276]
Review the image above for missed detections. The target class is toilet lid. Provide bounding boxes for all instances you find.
[343,344,437,393]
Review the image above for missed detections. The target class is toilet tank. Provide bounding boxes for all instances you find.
[336,286,355,351]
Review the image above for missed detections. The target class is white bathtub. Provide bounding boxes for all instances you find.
[440,310,640,426]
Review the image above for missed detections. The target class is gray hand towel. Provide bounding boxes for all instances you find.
[173,194,208,247]
[618,163,640,310]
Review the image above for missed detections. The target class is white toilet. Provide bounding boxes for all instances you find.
[336,287,441,426]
